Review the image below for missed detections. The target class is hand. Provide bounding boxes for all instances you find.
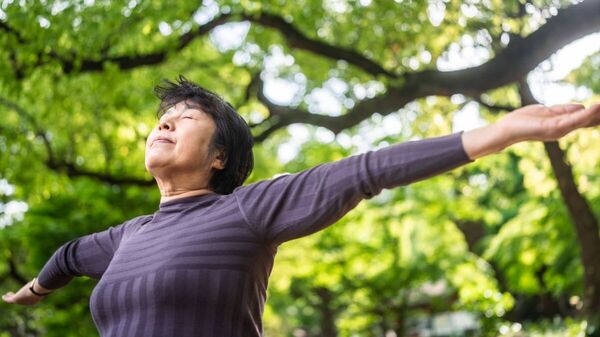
[498,103,600,143]
[2,279,49,306]
[461,103,600,160]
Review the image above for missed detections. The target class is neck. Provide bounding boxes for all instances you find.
[153,172,214,203]
[159,189,215,203]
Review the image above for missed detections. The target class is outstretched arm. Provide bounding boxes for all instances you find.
[235,103,600,246]
[1,215,150,305]
[235,130,473,246]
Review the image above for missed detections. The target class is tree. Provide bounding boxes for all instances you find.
[0,0,598,336]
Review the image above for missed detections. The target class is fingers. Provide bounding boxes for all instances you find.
[520,103,583,117]
[2,292,15,303]
[2,291,41,306]
[551,103,585,113]
[552,103,599,134]
[545,103,585,116]
[584,103,600,128]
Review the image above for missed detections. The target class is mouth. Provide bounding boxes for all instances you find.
[152,137,175,146]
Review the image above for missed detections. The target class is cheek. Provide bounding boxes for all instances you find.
[145,129,158,150]
[177,137,212,163]
[178,139,202,156]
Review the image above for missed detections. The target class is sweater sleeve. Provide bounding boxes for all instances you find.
[36,215,149,290]
[234,131,474,246]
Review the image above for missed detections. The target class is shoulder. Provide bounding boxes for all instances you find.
[127,214,154,225]
[120,214,154,235]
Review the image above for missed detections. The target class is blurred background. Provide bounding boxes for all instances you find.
[0,0,599,336]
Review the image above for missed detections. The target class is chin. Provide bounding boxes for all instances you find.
[145,157,170,173]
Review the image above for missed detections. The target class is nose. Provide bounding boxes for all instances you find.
[158,117,173,131]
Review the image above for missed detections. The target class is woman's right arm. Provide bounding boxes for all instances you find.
[1,215,150,306]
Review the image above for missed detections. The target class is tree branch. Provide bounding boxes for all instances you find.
[246,0,599,136]
[3,2,600,147]
[0,96,56,164]
[0,97,154,186]
[247,71,411,138]
[0,20,25,43]
[7,251,28,285]
[472,97,518,113]
[413,0,600,97]
[240,12,396,77]
[5,0,599,90]
[60,13,232,73]
[45,160,154,185]
[69,0,600,86]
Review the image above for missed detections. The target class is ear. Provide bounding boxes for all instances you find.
[211,150,226,170]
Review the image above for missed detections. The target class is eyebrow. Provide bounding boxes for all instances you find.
[182,108,203,115]
[163,106,202,117]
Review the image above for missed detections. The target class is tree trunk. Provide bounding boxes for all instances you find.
[454,220,576,320]
[315,287,338,337]
[543,141,600,336]
[519,83,600,336]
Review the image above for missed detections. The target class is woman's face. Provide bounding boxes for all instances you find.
[145,101,223,178]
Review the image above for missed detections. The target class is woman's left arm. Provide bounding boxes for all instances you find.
[234,103,599,246]
[235,130,473,246]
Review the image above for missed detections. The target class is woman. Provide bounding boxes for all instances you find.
[2,77,599,337]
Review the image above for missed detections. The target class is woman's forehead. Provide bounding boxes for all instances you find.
[163,101,205,116]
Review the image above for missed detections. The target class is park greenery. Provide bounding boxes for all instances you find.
[0,0,599,336]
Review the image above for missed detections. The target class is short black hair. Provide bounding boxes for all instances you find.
[153,75,254,195]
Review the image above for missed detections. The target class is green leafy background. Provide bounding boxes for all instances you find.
[0,0,599,336]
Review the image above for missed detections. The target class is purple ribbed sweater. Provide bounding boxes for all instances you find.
[37,131,473,337]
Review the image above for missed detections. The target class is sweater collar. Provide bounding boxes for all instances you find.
[156,192,221,214]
